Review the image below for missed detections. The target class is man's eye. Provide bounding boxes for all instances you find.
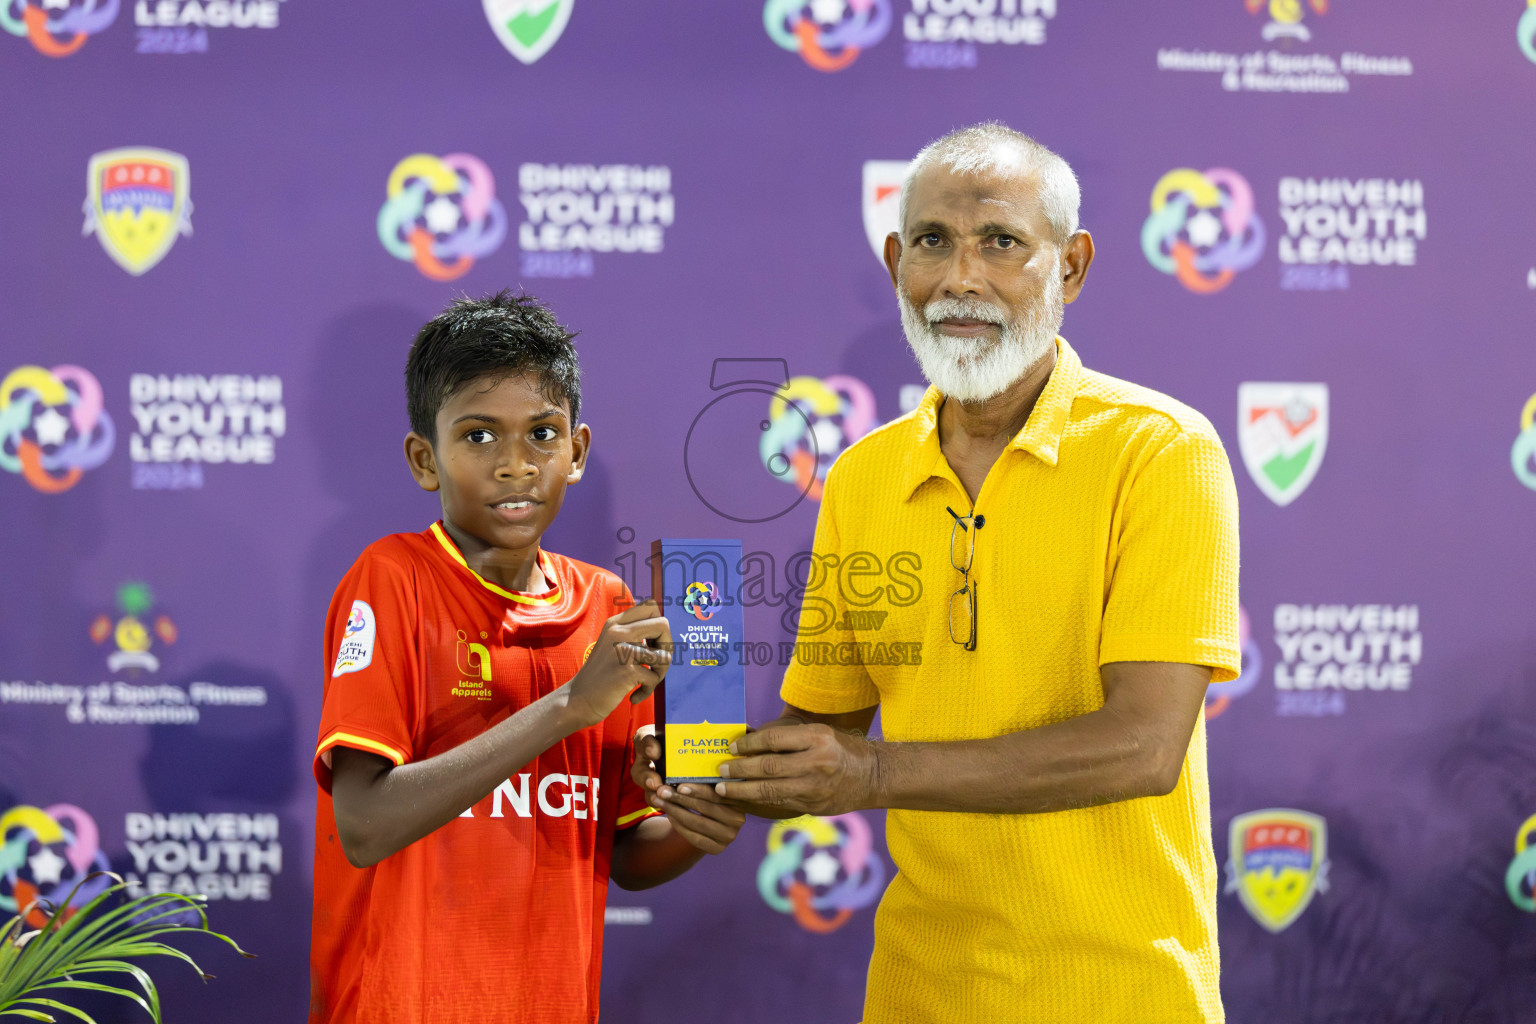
[466,428,495,444]
[993,235,1018,249]
[918,233,943,247]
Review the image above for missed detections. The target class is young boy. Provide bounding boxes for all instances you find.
[310,292,743,1024]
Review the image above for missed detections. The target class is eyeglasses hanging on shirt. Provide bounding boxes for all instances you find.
[946,506,984,651]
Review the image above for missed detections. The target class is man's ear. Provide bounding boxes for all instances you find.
[567,422,591,485]
[883,232,902,289]
[1061,229,1096,304]
[404,432,440,492]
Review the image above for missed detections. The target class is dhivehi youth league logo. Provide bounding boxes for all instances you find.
[1238,383,1328,507]
[377,153,507,281]
[1,0,117,57]
[0,805,112,928]
[764,0,892,72]
[758,813,884,933]
[1519,1,1536,63]
[1507,814,1536,911]
[1512,391,1536,490]
[483,0,572,64]
[862,160,908,263]
[0,364,115,493]
[83,148,192,276]
[1225,809,1329,933]
[761,375,876,501]
[1142,168,1264,294]
[683,581,720,621]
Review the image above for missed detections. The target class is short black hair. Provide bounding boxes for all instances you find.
[405,290,581,443]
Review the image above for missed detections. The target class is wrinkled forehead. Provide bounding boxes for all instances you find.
[903,161,1049,237]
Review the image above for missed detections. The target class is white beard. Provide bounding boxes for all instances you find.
[898,272,1063,405]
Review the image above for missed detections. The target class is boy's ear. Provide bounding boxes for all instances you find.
[567,422,591,485]
[404,432,440,492]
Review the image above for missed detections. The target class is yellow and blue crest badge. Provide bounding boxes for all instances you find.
[1225,808,1329,932]
[82,147,192,276]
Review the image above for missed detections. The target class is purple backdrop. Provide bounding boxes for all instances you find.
[4,1,1536,1021]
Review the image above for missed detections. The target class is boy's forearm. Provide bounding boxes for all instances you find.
[609,817,705,890]
[332,684,586,867]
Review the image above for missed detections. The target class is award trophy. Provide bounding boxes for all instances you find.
[650,538,747,783]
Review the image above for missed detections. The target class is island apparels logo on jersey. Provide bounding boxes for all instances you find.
[1238,383,1327,506]
[764,0,892,71]
[453,629,494,700]
[83,148,192,275]
[758,813,885,933]
[91,582,177,674]
[762,376,876,502]
[1143,169,1264,294]
[378,153,507,282]
[863,160,908,263]
[2,0,117,55]
[1225,809,1329,933]
[484,0,571,64]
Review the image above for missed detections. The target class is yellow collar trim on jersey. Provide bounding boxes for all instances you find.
[430,522,562,606]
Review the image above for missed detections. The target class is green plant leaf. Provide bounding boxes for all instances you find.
[10,995,96,1022]
[0,1007,58,1022]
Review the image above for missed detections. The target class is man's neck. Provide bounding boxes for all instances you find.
[938,342,1058,449]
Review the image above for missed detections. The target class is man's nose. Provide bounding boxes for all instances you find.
[937,246,982,298]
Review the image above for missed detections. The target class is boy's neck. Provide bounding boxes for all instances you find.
[440,520,551,594]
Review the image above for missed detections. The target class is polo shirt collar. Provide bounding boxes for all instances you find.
[899,336,1081,501]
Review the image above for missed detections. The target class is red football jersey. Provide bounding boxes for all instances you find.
[310,522,657,1024]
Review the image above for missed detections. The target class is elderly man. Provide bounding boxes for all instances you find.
[642,122,1239,1022]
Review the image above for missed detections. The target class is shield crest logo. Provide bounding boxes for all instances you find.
[1238,382,1328,506]
[862,160,909,263]
[483,0,573,64]
[1225,809,1328,932]
[82,148,192,276]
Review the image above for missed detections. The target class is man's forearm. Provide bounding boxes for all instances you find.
[331,685,583,867]
[867,706,1180,815]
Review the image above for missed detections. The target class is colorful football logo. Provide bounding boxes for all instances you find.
[1205,605,1263,719]
[0,805,112,928]
[1225,808,1329,933]
[761,375,876,502]
[1521,1,1536,64]
[90,581,176,673]
[0,0,118,57]
[1511,391,1536,491]
[757,813,885,933]
[377,153,507,281]
[83,147,192,276]
[0,365,115,493]
[1246,0,1326,42]
[1142,168,1265,294]
[683,581,721,621]
[763,0,891,72]
[484,0,572,64]
[1506,814,1536,911]
[1238,383,1328,507]
[862,160,909,263]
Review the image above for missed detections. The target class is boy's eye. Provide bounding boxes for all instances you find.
[531,425,559,442]
[465,428,495,444]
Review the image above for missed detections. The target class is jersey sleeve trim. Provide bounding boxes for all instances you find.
[616,807,660,829]
[316,728,410,767]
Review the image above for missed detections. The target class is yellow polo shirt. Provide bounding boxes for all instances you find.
[781,337,1240,1024]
